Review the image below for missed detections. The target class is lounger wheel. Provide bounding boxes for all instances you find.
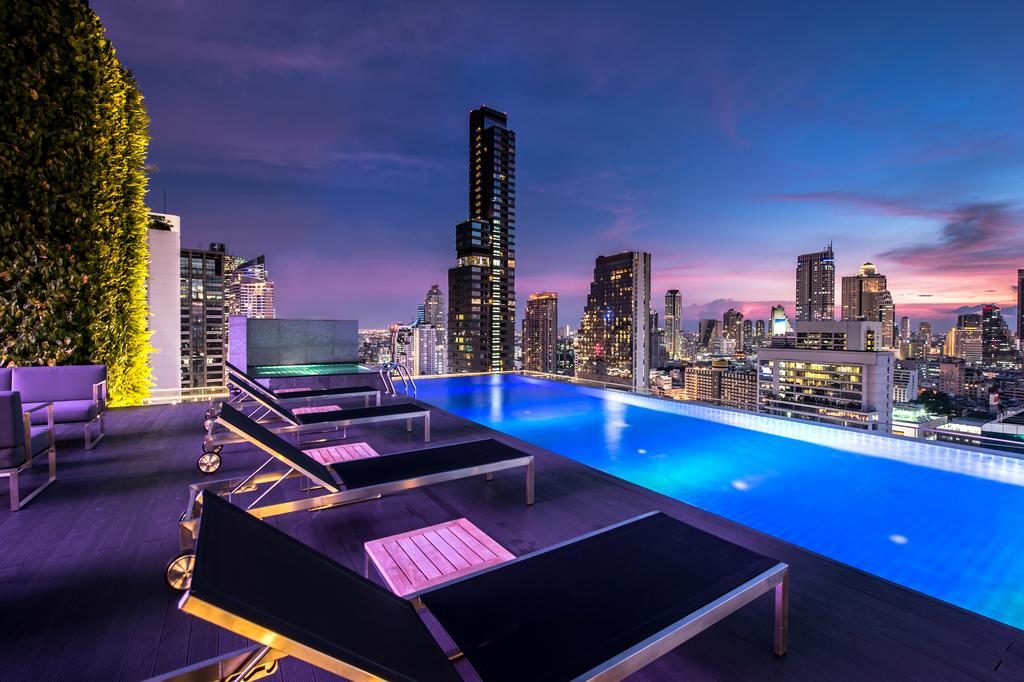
[203,418,214,431]
[165,552,195,591]
[197,452,222,474]
[204,406,219,420]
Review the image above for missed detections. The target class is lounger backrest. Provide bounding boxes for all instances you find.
[224,369,297,423]
[215,403,339,492]
[185,494,460,682]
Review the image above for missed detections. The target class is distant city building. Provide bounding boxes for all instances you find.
[448,106,516,373]
[648,309,667,369]
[841,262,895,347]
[147,213,182,393]
[576,251,651,389]
[180,243,226,388]
[226,255,276,320]
[760,320,894,432]
[697,319,720,351]
[893,362,919,403]
[755,319,766,344]
[523,291,558,374]
[664,290,682,360]
[742,319,754,352]
[709,336,736,356]
[423,284,445,327]
[981,304,1016,366]
[722,308,744,352]
[770,305,793,336]
[919,321,932,343]
[900,315,911,341]
[683,361,757,410]
[1019,269,1024,343]
[555,336,575,376]
[795,243,835,321]
[411,285,447,375]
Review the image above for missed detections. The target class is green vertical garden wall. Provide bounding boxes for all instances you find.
[1,1,153,405]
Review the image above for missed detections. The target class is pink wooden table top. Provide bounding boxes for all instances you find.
[365,518,515,597]
[291,405,340,415]
[303,442,379,465]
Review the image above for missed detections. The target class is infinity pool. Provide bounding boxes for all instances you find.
[249,363,373,378]
[416,374,1024,630]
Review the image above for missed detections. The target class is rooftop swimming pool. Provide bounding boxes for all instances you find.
[416,374,1024,630]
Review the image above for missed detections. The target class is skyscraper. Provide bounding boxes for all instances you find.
[981,304,1015,365]
[841,262,895,347]
[770,305,793,336]
[900,315,911,341]
[180,243,226,388]
[576,251,651,389]
[423,284,445,327]
[448,106,516,373]
[722,308,744,351]
[664,290,682,360]
[147,214,182,393]
[415,284,447,375]
[1018,269,1024,342]
[795,244,835,321]
[226,255,276,320]
[523,292,558,374]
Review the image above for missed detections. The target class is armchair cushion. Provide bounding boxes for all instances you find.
[0,368,11,391]
[23,399,98,425]
[0,428,51,470]
[0,391,24,450]
[11,365,106,403]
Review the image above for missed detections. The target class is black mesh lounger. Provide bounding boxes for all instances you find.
[197,387,430,474]
[166,404,534,591]
[152,494,789,682]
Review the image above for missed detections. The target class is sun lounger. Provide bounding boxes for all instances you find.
[197,390,430,473]
[222,361,381,413]
[165,403,534,590]
[153,493,789,682]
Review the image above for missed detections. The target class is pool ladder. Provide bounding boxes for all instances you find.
[380,362,417,398]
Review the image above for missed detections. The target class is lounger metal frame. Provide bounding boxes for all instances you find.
[203,386,431,451]
[1,403,57,511]
[151,511,788,682]
[223,362,381,414]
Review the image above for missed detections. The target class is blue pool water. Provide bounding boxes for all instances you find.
[417,374,1024,630]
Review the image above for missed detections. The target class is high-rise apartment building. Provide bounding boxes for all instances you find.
[900,315,911,341]
[770,305,793,336]
[180,243,226,388]
[412,285,447,375]
[841,262,895,347]
[664,290,682,360]
[893,363,919,403]
[424,284,445,327]
[722,308,744,352]
[226,255,276,319]
[759,320,894,432]
[147,214,182,393]
[523,292,558,374]
[1018,269,1024,343]
[448,106,516,373]
[555,336,575,376]
[795,244,835,321]
[981,304,1015,365]
[576,251,651,389]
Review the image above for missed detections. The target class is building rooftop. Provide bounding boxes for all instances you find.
[1,398,1022,680]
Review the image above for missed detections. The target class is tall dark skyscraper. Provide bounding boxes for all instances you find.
[180,243,226,388]
[523,292,558,374]
[448,106,517,373]
[981,304,1015,365]
[795,244,835,321]
[576,251,651,389]
[664,290,682,360]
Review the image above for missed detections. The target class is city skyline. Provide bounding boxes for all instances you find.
[94,1,1024,331]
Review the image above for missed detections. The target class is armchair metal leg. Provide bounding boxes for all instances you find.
[85,413,106,450]
[526,459,535,505]
[8,472,17,512]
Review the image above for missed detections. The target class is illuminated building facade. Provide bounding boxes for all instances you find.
[795,244,835,321]
[723,308,744,351]
[770,305,793,336]
[664,290,682,360]
[576,251,651,389]
[981,304,1016,366]
[841,262,895,347]
[523,291,558,374]
[448,106,516,373]
[759,320,894,432]
[226,255,276,320]
[180,244,226,388]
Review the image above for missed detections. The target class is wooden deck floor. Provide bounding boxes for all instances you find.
[1,398,1022,681]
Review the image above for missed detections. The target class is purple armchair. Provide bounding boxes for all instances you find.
[0,391,56,511]
[11,365,107,449]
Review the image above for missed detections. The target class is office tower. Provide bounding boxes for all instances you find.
[448,106,516,373]
[555,337,575,376]
[919,321,932,341]
[664,290,682,360]
[770,305,793,336]
[722,308,744,351]
[698,319,721,351]
[981,304,1015,365]
[938,357,967,396]
[180,243,226,388]
[742,319,753,352]
[760,320,894,432]
[841,262,895,347]
[576,251,652,389]
[893,363,919,403]
[710,336,736,356]
[648,309,667,368]
[412,284,448,375]
[147,214,182,393]
[795,243,835,321]
[226,255,276,320]
[755,319,766,340]
[900,315,911,341]
[950,314,984,363]
[424,284,445,327]
[523,292,558,374]
[1019,269,1024,342]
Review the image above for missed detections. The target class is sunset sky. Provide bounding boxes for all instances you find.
[94,1,1024,331]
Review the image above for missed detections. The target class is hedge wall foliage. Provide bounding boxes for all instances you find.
[0,1,153,406]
